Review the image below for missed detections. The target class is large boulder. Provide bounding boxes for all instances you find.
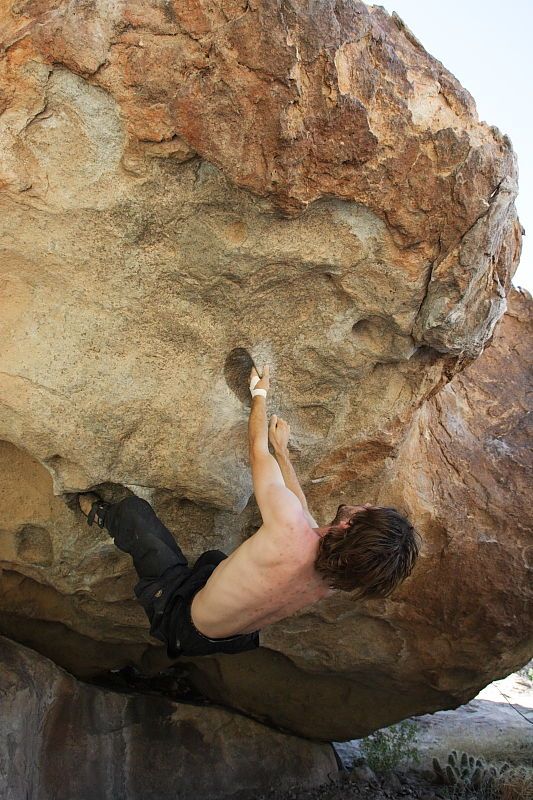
[181,286,532,739]
[0,0,529,740]
[0,635,338,800]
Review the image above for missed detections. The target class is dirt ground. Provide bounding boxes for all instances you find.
[237,666,533,800]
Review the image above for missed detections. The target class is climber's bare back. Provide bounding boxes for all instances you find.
[190,517,334,638]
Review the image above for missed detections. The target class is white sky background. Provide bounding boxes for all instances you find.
[376,0,532,293]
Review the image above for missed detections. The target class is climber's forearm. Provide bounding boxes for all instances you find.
[273,447,309,511]
[248,396,269,454]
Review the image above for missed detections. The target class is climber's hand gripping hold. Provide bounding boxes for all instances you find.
[268,414,290,455]
[249,363,269,398]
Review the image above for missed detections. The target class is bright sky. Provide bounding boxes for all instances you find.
[376,0,532,293]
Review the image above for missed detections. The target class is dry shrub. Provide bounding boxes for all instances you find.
[495,766,533,800]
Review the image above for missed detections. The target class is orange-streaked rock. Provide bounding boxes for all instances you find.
[0,0,529,739]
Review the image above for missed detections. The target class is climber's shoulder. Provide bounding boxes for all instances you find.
[264,484,308,526]
[249,512,317,565]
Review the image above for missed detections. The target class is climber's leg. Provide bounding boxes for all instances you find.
[78,494,261,657]
[79,493,188,578]
[79,492,194,648]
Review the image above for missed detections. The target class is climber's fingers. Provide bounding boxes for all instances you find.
[250,364,269,378]
[270,414,289,430]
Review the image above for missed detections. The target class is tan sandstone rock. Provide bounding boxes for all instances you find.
[180,286,532,739]
[0,0,529,740]
[0,635,338,799]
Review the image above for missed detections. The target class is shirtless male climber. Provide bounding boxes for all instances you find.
[78,364,421,658]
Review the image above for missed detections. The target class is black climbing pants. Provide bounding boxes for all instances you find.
[101,496,261,658]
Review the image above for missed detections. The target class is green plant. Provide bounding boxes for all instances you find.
[432,750,514,798]
[359,719,420,773]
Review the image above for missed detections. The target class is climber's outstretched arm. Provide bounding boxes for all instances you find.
[250,449,306,525]
[248,394,269,455]
[248,394,303,523]
[267,413,316,524]
[273,447,318,526]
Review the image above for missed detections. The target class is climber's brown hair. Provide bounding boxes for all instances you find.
[314,506,421,598]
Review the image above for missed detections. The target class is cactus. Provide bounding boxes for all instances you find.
[432,750,512,790]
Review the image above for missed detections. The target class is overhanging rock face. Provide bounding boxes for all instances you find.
[0,0,529,741]
[179,286,533,740]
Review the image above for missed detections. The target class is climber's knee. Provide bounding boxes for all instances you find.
[115,495,154,523]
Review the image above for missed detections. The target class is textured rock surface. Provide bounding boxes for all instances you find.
[0,635,338,800]
[181,286,533,739]
[0,0,529,741]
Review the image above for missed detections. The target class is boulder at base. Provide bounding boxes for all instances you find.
[0,0,529,743]
[0,635,338,800]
